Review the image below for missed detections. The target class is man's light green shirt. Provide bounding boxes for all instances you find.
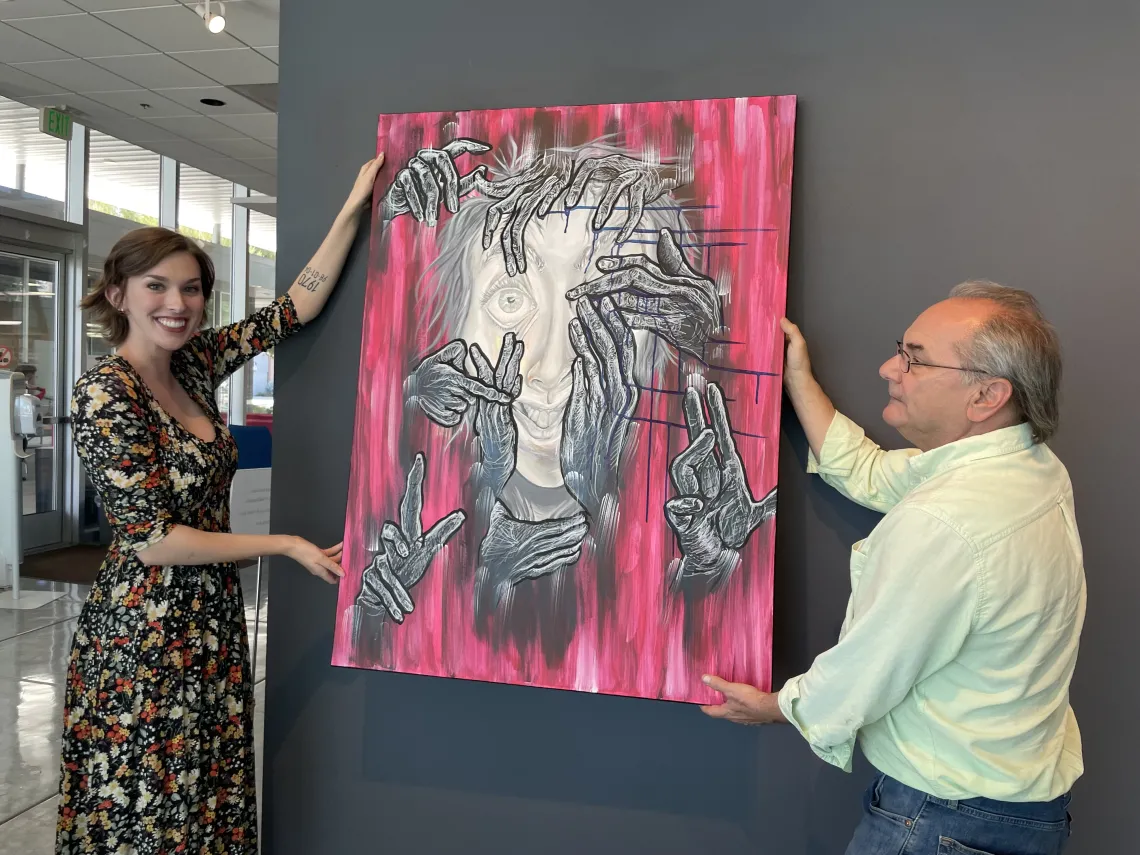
[777,412,1085,802]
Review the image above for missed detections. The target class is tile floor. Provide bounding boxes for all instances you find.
[0,566,270,853]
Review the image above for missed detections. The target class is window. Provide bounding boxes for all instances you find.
[246,209,277,418]
[85,131,163,370]
[177,165,234,412]
[0,95,67,220]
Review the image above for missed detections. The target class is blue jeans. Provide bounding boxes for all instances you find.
[845,773,1072,855]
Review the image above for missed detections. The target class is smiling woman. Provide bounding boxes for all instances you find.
[56,156,385,855]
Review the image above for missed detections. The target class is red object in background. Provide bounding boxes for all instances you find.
[333,97,796,704]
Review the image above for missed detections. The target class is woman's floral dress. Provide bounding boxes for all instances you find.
[57,295,303,854]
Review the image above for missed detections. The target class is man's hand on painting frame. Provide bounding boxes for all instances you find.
[699,675,788,726]
[560,296,639,524]
[665,383,777,593]
[566,228,722,361]
[355,453,465,627]
[381,138,492,226]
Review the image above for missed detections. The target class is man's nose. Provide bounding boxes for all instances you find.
[879,355,901,382]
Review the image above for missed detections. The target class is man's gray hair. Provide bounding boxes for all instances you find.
[949,280,1062,443]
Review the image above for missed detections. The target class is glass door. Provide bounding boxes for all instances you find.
[0,245,64,550]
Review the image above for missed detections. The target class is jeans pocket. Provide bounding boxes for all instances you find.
[868,775,914,827]
[938,838,1000,855]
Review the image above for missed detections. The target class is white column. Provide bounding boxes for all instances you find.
[228,184,249,425]
[159,156,178,229]
[63,123,89,544]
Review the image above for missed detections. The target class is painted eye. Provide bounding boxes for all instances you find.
[484,287,535,329]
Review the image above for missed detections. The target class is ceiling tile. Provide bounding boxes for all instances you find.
[95,6,244,52]
[9,58,138,93]
[199,136,274,159]
[84,88,197,118]
[227,171,274,195]
[98,116,183,143]
[205,1,277,47]
[192,153,252,175]
[0,64,69,98]
[90,53,216,89]
[8,12,156,57]
[0,0,79,20]
[147,137,229,163]
[153,85,269,116]
[144,113,236,140]
[254,46,277,62]
[212,111,275,138]
[66,0,181,10]
[0,21,72,62]
[236,156,276,174]
[167,48,277,85]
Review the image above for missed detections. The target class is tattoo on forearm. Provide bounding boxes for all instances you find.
[297,266,328,293]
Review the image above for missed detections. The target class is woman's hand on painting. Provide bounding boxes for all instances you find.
[567,229,721,361]
[469,333,524,498]
[355,453,466,625]
[405,339,513,428]
[564,153,680,244]
[342,154,386,218]
[665,383,776,592]
[478,502,588,604]
[560,297,639,522]
[382,139,492,226]
[284,537,345,584]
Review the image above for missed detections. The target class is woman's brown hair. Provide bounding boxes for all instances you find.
[81,227,215,346]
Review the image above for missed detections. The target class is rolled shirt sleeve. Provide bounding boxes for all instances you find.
[777,505,980,771]
[807,411,921,513]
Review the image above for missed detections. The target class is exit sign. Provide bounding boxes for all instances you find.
[39,107,72,141]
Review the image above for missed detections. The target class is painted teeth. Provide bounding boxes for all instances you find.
[520,404,559,429]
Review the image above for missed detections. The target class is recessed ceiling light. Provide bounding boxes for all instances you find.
[200,98,227,107]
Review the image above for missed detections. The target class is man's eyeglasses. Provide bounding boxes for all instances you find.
[895,341,987,375]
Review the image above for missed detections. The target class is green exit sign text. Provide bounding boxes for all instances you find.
[39,107,73,141]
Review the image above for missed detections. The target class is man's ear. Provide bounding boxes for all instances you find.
[966,376,1015,425]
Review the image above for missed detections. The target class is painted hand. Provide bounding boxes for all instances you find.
[563,153,680,243]
[468,333,525,499]
[405,340,513,428]
[559,297,639,522]
[355,453,465,626]
[476,501,588,610]
[382,138,491,226]
[476,161,572,276]
[699,675,786,725]
[665,382,777,591]
[566,228,721,361]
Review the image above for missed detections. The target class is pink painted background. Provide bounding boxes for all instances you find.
[331,96,796,704]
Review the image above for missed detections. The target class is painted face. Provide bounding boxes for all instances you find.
[460,209,625,488]
[113,251,207,355]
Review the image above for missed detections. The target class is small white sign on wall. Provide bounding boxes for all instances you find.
[230,468,271,535]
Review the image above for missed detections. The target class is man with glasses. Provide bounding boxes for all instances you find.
[699,281,1085,855]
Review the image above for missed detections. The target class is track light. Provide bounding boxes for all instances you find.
[196,0,226,34]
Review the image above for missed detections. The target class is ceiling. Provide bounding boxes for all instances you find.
[0,0,279,196]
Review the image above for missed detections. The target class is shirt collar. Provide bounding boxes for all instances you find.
[906,422,1036,482]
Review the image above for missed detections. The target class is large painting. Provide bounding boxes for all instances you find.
[331,96,796,704]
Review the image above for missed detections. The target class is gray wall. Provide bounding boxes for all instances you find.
[267,2,1138,852]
